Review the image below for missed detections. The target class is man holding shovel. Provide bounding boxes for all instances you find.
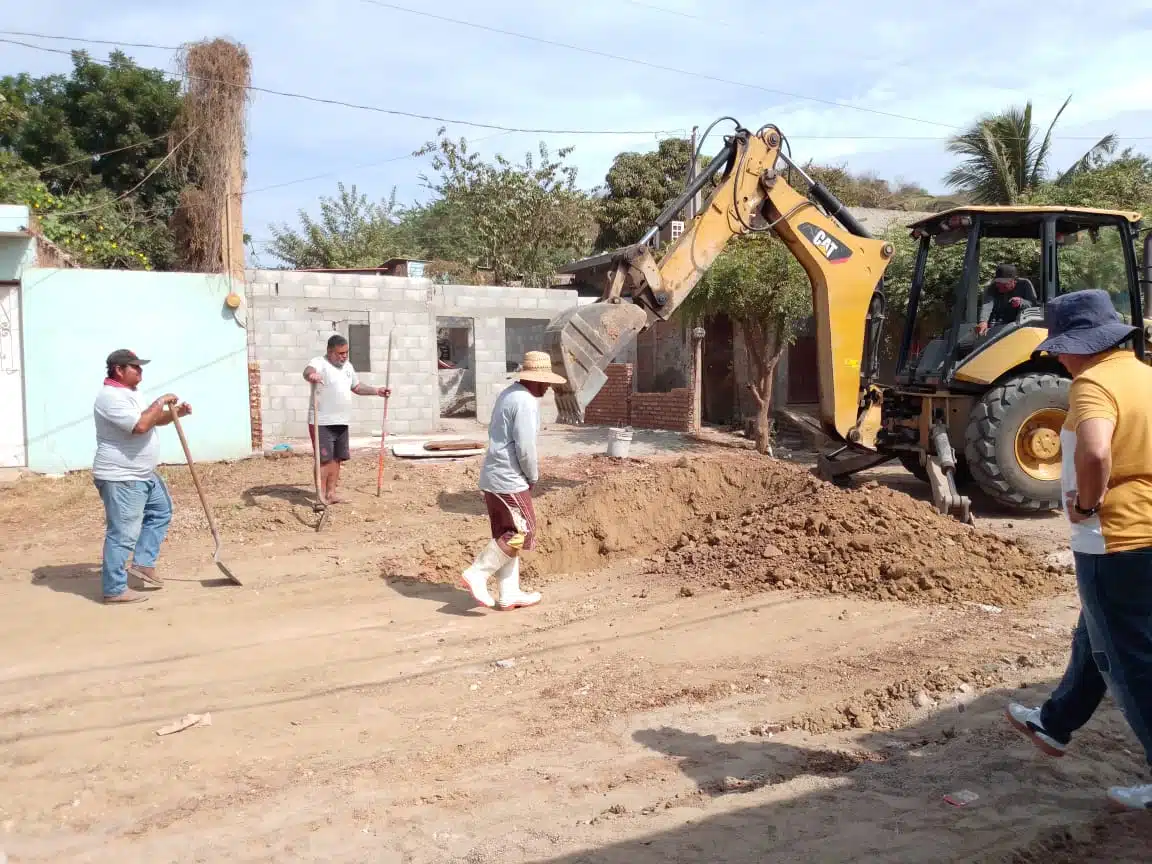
[93,349,190,604]
[461,350,566,611]
[303,334,390,504]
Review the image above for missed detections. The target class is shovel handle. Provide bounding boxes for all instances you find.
[311,384,328,507]
[169,408,221,545]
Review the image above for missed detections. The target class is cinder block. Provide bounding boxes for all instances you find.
[303,284,331,299]
[331,285,356,299]
[270,333,296,348]
[285,397,308,412]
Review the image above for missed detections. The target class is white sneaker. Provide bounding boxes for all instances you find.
[460,540,506,608]
[495,556,541,610]
[1106,782,1152,811]
[1005,703,1067,757]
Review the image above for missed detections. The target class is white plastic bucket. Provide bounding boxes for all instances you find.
[606,426,634,459]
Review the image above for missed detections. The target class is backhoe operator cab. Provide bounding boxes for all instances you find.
[884,206,1145,511]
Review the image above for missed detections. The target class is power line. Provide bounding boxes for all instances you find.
[244,131,512,196]
[0,37,677,136]
[358,0,958,129]
[48,128,196,217]
[0,29,179,51]
[36,132,173,175]
[8,34,1147,144]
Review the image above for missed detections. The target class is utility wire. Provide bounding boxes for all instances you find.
[36,132,173,175]
[358,0,958,129]
[243,131,512,196]
[47,128,195,217]
[7,34,1147,142]
[0,37,676,136]
[0,30,179,51]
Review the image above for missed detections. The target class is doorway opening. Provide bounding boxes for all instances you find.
[437,316,476,418]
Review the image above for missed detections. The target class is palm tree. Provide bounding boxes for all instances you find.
[944,96,1117,204]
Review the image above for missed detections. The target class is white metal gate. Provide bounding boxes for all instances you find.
[0,284,26,467]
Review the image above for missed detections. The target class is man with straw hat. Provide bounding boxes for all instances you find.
[1004,289,1152,812]
[460,350,566,611]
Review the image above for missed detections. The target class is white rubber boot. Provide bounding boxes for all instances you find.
[460,540,506,608]
[495,555,541,610]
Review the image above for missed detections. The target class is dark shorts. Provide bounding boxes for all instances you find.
[483,490,537,555]
[310,424,350,463]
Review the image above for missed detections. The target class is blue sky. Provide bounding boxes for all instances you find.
[5,0,1152,262]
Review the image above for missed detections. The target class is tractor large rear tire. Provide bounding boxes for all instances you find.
[964,373,1069,511]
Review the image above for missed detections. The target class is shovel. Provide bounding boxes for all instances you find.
[169,408,242,586]
[311,383,331,532]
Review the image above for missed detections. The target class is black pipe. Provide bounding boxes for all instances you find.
[808,182,873,239]
[1143,231,1152,318]
[640,137,740,245]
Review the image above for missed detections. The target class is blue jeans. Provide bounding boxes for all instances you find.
[1040,549,1152,769]
[95,474,173,597]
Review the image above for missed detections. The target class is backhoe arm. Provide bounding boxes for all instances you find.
[546,125,895,445]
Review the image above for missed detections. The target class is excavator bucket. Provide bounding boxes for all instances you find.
[544,301,648,424]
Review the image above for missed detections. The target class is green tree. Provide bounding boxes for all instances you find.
[680,234,811,454]
[266,183,416,269]
[0,51,182,203]
[0,50,184,269]
[0,151,156,269]
[801,164,948,211]
[944,96,1116,204]
[595,137,697,250]
[415,130,594,287]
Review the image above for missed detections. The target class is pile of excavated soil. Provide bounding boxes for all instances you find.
[652,463,1070,608]
[415,454,807,582]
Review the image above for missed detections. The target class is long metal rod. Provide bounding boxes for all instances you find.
[638,138,740,246]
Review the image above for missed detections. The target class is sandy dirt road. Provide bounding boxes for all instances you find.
[0,442,1148,863]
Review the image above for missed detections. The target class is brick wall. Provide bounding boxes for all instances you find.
[248,362,262,451]
[583,363,692,432]
[584,364,634,426]
[631,389,692,431]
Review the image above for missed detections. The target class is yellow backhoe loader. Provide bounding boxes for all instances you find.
[544,122,1151,522]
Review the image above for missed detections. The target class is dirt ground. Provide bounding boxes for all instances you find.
[0,431,1148,863]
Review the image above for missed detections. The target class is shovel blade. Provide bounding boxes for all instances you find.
[213,552,242,586]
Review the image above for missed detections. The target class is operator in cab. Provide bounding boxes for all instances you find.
[976,263,1037,336]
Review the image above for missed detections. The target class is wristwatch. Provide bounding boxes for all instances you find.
[1073,497,1100,517]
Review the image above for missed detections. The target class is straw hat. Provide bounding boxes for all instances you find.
[516,350,567,385]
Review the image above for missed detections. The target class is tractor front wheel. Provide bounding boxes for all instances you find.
[964,373,1069,511]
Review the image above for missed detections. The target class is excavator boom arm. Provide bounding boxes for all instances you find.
[547,126,895,445]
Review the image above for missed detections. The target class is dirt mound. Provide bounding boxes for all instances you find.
[527,454,810,579]
[653,465,1069,608]
[413,453,808,582]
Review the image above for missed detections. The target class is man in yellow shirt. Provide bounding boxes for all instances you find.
[1005,289,1152,812]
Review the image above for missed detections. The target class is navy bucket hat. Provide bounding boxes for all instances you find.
[1036,289,1137,356]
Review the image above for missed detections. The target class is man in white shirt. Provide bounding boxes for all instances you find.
[93,349,190,604]
[460,350,566,611]
[303,334,390,503]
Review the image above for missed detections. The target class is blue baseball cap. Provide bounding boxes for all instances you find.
[1035,289,1137,356]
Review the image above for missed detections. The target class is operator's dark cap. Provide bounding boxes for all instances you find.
[994,263,1018,279]
[106,349,150,367]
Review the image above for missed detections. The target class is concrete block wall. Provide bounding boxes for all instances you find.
[246,270,578,441]
[583,363,691,432]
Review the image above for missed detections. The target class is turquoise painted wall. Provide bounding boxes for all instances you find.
[21,268,251,473]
